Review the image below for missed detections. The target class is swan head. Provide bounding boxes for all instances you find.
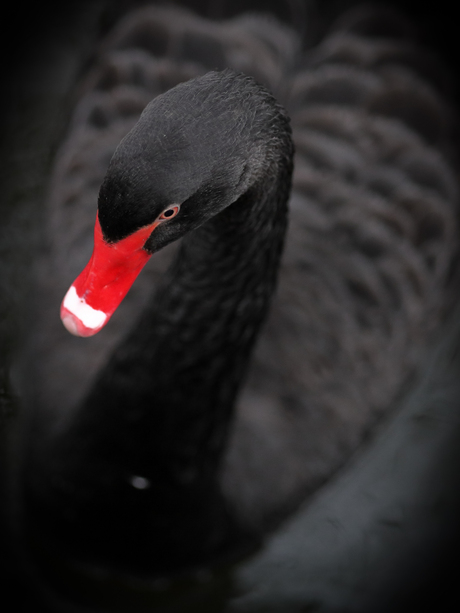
[60,69,291,336]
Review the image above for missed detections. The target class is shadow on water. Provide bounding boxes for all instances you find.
[1,1,460,611]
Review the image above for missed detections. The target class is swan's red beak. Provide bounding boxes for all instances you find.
[60,215,156,337]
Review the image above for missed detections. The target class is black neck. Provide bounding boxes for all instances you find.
[25,157,292,575]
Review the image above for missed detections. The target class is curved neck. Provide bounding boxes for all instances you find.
[25,156,293,573]
[70,173,290,478]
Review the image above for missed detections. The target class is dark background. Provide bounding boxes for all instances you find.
[2,0,460,96]
[1,1,459,612]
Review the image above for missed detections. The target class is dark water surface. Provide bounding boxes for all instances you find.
[1,1,460,611]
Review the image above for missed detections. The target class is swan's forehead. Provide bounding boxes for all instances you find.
[98,73,264,240]
[98,126,222,241]
[103,107,245,202]
[136,77,254,163]
[109,131,213,203]
[137,111,243,170]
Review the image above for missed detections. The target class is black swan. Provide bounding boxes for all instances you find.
[2,1,460,610]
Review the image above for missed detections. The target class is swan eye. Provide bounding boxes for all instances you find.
[158,205,180,221]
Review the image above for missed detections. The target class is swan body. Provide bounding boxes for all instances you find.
[12,1,459,586]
